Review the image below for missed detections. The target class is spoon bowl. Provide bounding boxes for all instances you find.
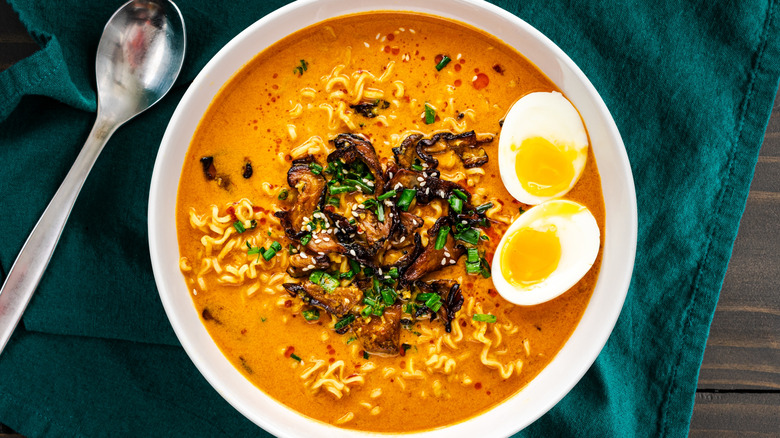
[0,0,186,356]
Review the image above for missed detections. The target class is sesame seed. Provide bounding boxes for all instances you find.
[417,177,424,182]
[300,253,308,259]
[444,251,450,257]
[399,236,405,243]
[420,181,426,187]
[378,268,383,275]
[388,172,394,178]
[323,237,331,242]
[318,252,325,255]
[462,220,468,224]
[440,259,447,266]
[350,250,357,256]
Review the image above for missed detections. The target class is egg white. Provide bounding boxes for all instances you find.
[491,200,600,306]
[498,91,589,205]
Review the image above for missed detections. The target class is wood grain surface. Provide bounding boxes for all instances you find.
[0,0,778,436]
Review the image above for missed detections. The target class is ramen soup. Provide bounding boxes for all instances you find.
[176,12,604,433]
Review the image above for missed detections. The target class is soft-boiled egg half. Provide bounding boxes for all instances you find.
[491,200,600,306]
[498,91,589,205]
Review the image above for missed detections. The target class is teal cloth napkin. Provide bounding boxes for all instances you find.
[1,0,778,436]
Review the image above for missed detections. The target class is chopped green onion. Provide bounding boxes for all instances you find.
[416,293,434,302]
[334,314,355,330]
[372,306,384,316]
[372,277,381,296]
[309,162,323,174]
[411,164,424,171]
[233,221,246,233]
[309,270,324,284]
[467,247,479,263]
[345,178,375,194]
[448,196,463,214]
[377,190,397,201]
[340,269,356,280]
[398,189,417,211]
[424,103,436,124]
[424,293,441,309]
[430,301,442,313]
[302,308,320,321]
[466,261,481,274]
[455,228,480,245]
[361,305,373,318]
[480,234,490,241]
[251,220,257,229]
[473,313,497,323]
[262,242,281,261]
[453,189,468,200]
[346,336,357,344]
[278,189,289,200]
[387,267,399,279]
[329,185,356,195]
[363,351,370,359]
[435,55,451,71]
[349,259,361,274]
[300,233,312,246]
[476,202,494,214]
[376,202,385,222]
[381,287,397,306]
[319,272,339,293]
[435,225,450,250]
[480,257,492,279]
[327,196,340,207]
[290,353,302,361]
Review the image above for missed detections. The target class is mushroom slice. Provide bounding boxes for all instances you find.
[354,304,402,355]
[389,211,423,248]
[391,133,424,169]
[355,209,392,249]
[328,133,386,189]
[283,282,363,318]
[401,217,465,285]
[287,252,330,278]
[274,158,327,238]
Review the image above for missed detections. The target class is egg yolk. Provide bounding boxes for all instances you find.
[513,136,577,197]
[501,226,561,287]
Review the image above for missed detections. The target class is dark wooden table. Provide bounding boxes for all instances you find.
[1,1,778,436]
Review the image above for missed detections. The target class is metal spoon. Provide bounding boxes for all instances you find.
[0,0,186,355]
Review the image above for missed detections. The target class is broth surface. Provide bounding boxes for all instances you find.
[176,12,604,432]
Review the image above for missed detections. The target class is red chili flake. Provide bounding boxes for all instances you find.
[252,205,262,212]
[459,58,466,64]
[284,346,295,358]
[391,47,400,55]
[284,300,292,308]
[486,391,492,395]
[454,63,462,72]
[435,54,444,64]
[420,56,426,61]
[387,33,395,41]
[329,357,335,363]
[226,206,237,221]
[454,79,462,87]
[492,63,505,74]
[399,360,406,369]
[253,126,258,130]
[240,329,247,335]
[273,73,278,78]
[472,73,489,90]
[475,382,482,390]
[461,320,468,327]
[384,45,391,53]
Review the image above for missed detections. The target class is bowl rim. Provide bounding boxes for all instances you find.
[148,0,638,436]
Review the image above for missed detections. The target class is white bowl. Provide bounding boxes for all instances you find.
[148,0,637,436]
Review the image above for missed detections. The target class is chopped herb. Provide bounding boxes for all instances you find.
[476,202,494,214]
[300,233,312,246]
[334,314,356,330]
[290,353,302,361]
[411,164,424,171]
[466,260,481,274]
[246,242,262,256]
[260,316,267,322]
[430,301,442,313]
[480,234,490,241]
[387,267,399,279]
[345,178,374,194]
[320,272,339,293]
[262,241,282,261]
[250,220,257,229]
[416,293,435,302]
[381,287,397,306]
[309,162,323,174]
[435,225,449,250]
[363,351,370,360]
[293,59,309,76]
[402,343,412,353]
[448,195,464,214]
[346,336,357,344]
[233,221,246,233]
[349,259,361,275]
[288,244,296,254]
[424,293,441,309]
[377,190,397,201]
[327,196,340,207]
[480,257,492,279]
[329,185,356,195]
[309,270,324,284]
[473,313,497,323]
[467,247,479,263]
[455,227,480,245]
[267,230,272,236]
[424,103,436,124]
[435,55,451,71]
[397,189,417,211]
[278,189,289,200]
[302,308,320,321]
[453,189,468,200]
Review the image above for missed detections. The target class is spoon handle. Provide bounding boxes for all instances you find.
[0,116,117,354]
